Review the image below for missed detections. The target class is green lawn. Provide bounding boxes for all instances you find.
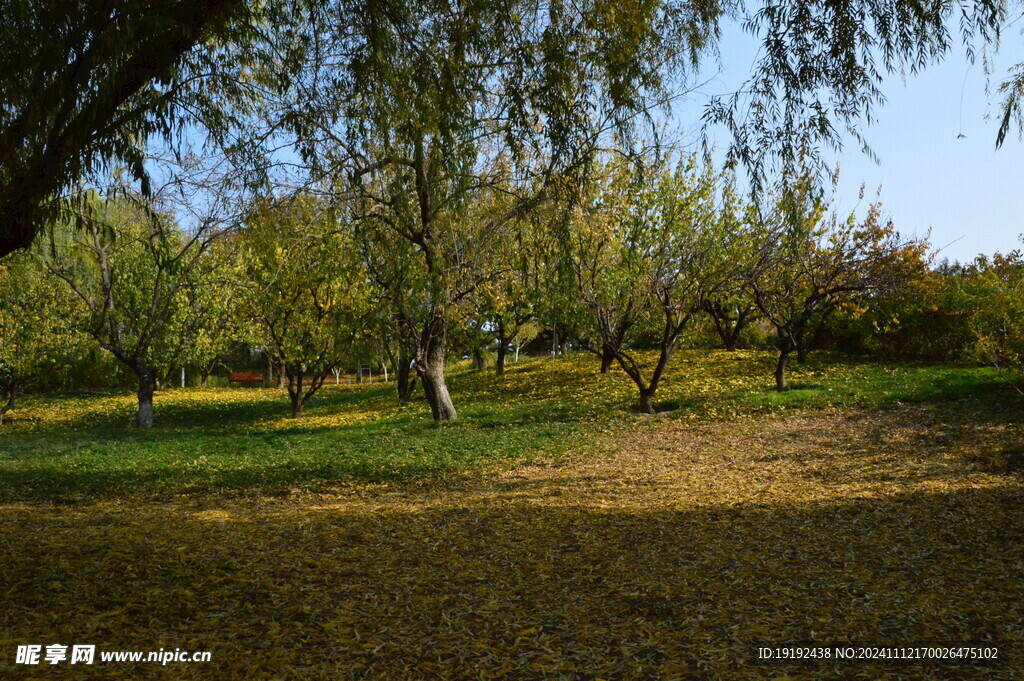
[0,350,1010,502]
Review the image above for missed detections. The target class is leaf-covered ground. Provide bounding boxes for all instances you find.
[2,389,1022,679]
[0,350,1008,501]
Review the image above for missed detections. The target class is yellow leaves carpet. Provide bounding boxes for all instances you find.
[2,401,1022,680]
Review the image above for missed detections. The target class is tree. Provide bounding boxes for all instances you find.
[473,210,553,376]
[45,194,223,428]
[707,0,1007,183]
[241,195,373,418]
[749,172,928,391]
[263,0,721,421]
[178,238,244,387]
[569,154,745,413]
[0,251,86,423]
[0,0,267,258]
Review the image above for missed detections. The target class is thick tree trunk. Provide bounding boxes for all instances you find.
[419,360,458,421]
[723,329,740,352]
[600,341,616,373]
[290,394,305,418]
[775,350,791,392]
[135,366,156,429]
[495,339,509,376]
[417,314,457,421]
[638,388,656,414]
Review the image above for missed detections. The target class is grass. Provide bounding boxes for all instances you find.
[0,350,1011,502]
[2,350,1023,679]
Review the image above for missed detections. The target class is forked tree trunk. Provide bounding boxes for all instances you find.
[417,314,457,421]
[135,365,156,429]
[288,370,307,418]
[289,393,305,418]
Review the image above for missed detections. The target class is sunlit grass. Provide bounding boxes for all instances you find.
[0,350,1010,501]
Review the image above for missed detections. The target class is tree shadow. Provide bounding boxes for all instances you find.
[0,484,1020,680]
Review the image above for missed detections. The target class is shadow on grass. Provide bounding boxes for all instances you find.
[0,485,1020,680]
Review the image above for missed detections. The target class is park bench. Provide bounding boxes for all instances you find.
[229,371,265,385]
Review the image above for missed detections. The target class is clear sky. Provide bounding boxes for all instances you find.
[675,23,1024,265]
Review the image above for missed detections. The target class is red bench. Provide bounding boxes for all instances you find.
[229,371,265,384]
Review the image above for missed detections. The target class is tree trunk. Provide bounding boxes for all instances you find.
[419,360,458,421]
[600,341,616,373]
[796,341,809,364]
[396,352,416,403]
[278,363,287,389]
[723,327,740,352]
[200,367,211,388]
[638,388,656,414]
[135,366,156,429]
[288,370,305,418]
[775,350,791,392]
[0,381,17,425]
[495,339,509,376]
[472,346,485,371]
[417,314,457,421]
[290,393,305,418]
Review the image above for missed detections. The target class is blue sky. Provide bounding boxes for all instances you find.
[675,23,1024,265]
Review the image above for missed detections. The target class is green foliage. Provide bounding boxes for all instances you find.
[0,0,268,256]
[241,195,374,417]
[836,249,1024,369]
[44,196,226,427]
[567,152,746,410]
[0,251,88,420]
[748,170,928,389]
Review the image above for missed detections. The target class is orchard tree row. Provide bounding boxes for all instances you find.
[2,152,936,428]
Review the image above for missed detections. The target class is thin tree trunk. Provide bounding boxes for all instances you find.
[200,367,211,388]
[288,370,305,418]
[775,350,791,392]
[135,365,156,429]
[472,346,485,371]
[290,394,305,418]
[278,363,287,389]
[0,381,17,425]
[495,339,509,375]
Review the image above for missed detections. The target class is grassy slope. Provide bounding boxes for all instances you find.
[0,350,1010,501]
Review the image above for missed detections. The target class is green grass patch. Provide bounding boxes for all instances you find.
[0,350,1013,501]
